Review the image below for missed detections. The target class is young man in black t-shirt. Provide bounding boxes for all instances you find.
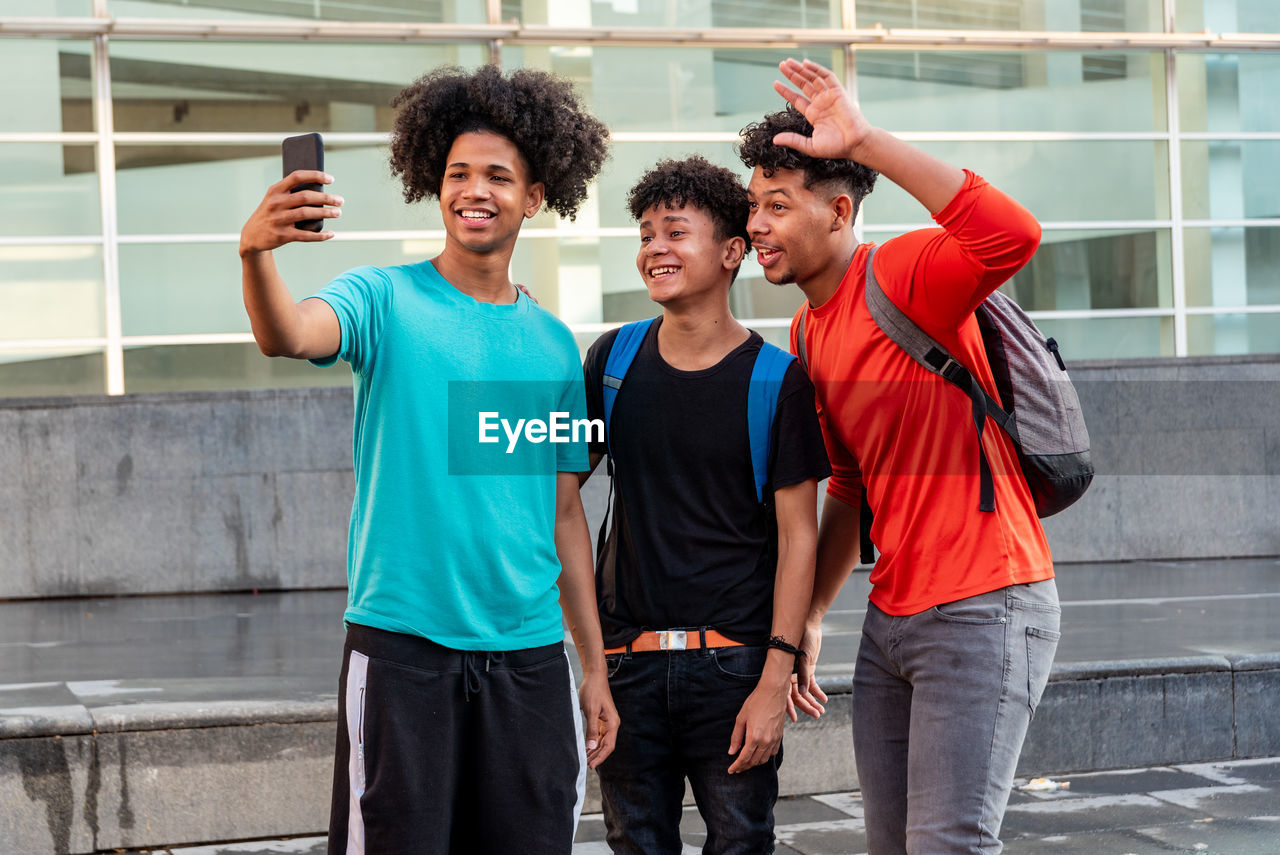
[582,156,831,854]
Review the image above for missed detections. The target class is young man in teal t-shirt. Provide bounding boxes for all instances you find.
[238,66,617,855]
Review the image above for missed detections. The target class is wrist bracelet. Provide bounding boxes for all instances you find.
[767,636,805,659]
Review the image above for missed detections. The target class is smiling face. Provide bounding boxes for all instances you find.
[746,166,841,287]
[635,203,743,308]
[438,130,545,257]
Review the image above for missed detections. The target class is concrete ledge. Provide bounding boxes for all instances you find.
[4,658,1278,854]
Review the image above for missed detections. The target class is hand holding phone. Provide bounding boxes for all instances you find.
[282,133,326,232]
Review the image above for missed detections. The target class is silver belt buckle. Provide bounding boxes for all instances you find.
[658,630,687,650]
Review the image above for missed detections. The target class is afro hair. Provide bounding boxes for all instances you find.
[738,105,878,219]
[389,65,609,221]
[627,155,749,246]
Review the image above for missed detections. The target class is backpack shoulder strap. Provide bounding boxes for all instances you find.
[862,246,1009,514]
[795,308,809,371]
[747,341,796,504]
[601,318,655,458]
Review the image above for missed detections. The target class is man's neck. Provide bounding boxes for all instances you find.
[431,243,517,304]
[797,234,861,309]
[657,296,749,372]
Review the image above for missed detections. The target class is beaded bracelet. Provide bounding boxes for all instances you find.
[766,636,806,660]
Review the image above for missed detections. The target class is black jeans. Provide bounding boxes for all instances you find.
[597,645,780,855]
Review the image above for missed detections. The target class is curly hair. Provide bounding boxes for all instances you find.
[389,65,609,221]
[738,106,878,219]
[627,156,749,245]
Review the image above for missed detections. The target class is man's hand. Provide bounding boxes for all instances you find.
[727,655,791,774]
[578,670,620,769]
[771,58,874,163]
[788,621,829,720]
[239,170,343,257]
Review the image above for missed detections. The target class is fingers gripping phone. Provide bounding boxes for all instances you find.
[282,132,325,232]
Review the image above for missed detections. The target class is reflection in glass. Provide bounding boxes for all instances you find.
[1002,229,1171,312]
[1184,227,1280,309]
[123,343,350,394]
[857,0,1161,32]
[115,143,435,235]
[0,39,94,133]
[113,0,485,24]
[1179,54,1280,134]
[1036,315,1173,360]
[862,141,1170,224]
[107,42,486,134]
[859,52,1165,132]
[1181,141,1280,221]
[500,0,836,28]
[1187,313,1280,357]
[0,349,106,399]
[0,244,104,340]
[0,145,101,237]
[119,238,451,337]
[1176,0,1276,34]
[502,46,840,133]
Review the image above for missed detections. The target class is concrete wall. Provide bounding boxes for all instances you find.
[1,354,1278,599]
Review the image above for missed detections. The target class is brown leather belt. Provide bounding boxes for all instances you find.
[604,629,744,655]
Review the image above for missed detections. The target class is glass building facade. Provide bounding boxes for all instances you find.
[2,0,1278,397]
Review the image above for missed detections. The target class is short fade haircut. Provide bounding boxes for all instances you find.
[627,156,750,282]
[389,64,609,221]
[738,105,878,222]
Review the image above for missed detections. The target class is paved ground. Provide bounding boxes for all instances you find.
[115,757,1280,854]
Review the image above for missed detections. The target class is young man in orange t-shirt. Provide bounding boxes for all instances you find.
[740,59,1061,854]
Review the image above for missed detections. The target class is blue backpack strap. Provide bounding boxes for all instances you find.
[601,318,656,458]
[747,342,796,504]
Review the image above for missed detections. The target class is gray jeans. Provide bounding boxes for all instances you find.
[852,579,1061,855]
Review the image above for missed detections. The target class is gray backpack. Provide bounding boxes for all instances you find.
[798,246,1093,560]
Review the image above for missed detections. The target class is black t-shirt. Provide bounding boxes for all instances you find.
[583,319,832,648]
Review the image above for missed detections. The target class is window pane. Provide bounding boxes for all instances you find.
[0,145,101,236]
[501,0,838,27]
[0,245,105,340]
[1176,0,1276,33]
[123,343,351,394]
[1181,141,1280,221]
[1179,54,1280,134]
[861,141,1170,224]
[856,0,1162,32]
[510,234,793,328]
[0,39,94,133]
[0,0,93,13]
[1184,227,1280,308]
[115,143,434,235]
[600,141,747,230]
[1187,313,1280,356]
[109,42,487,134]
[859,52,1166,132]
[118,238,446,336]
[502,46,842,133]
[1036,316,1174,360]
[1000,229,1171,311]
[110,0,486,23]
[0,348,106,399]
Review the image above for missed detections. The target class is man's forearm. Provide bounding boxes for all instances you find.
[242,251,309,358]
[554,478,607,677]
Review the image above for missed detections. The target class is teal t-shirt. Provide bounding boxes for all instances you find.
[309,260,589,651]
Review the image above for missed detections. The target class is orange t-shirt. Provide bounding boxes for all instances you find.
[791,170,1054,616]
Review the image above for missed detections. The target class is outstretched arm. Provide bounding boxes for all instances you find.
[727,478,817,774]
[554,471,620,769]
[772,58,965,215]
[239,170,345,359]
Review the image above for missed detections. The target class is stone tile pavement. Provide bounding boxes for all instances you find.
[120,757,1280,855]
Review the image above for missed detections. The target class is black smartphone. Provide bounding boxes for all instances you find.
[282,132,325,232]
